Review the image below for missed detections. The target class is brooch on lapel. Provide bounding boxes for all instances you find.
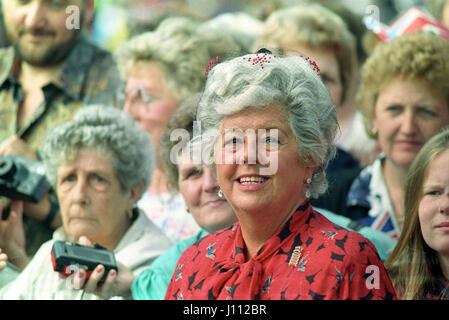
[288,246,303,267]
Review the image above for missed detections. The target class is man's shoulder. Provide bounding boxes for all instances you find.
[0,46,15,82]
[69,40,118,74]
[67,40,123,105]
[81,40,116,65]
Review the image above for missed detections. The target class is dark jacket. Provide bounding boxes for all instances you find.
[311,166,370,221]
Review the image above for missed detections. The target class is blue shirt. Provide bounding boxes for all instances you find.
[131,229,209,300]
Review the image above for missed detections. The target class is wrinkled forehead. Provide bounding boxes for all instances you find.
[220,104,290,131]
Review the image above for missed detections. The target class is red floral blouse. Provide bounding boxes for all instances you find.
[165,201,397,300]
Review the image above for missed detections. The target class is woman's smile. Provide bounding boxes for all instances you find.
[235,175,270,190]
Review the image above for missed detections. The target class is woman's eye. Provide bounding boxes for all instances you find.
[93,175,106,183]
[321,74,336,84]
[426,190,441,196]
[225,137,241,146]
[265,137,279,144]
[417,107,436,117]
[385,105,402,113]
[187,169,202,179]
[90,174,109,190]
[61,175,75,183]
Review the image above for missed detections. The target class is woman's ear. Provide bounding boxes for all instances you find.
[127,182,145,211]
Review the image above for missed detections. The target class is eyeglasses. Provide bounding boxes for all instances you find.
[114,86,157,112]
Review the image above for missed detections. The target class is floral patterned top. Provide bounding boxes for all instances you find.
[165,201,397,300]
[137,191,201,244]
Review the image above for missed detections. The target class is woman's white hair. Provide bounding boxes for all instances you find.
[115,16,243,103]
[41,105,155,194]
[196,52,338,198]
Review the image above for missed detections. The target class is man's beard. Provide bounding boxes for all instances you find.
[4,19,83,67]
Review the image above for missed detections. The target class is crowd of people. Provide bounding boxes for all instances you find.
[0,0,448,300]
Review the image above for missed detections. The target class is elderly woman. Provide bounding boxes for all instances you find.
[314,32,449,240]
[0,105,171,299]
[131,95,238,300]
[385,127,449,299]
[255,3,377,167]
[115,16,242,243]
[164,50,396,300]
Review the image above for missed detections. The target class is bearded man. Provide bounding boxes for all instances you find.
[0,0,122,271]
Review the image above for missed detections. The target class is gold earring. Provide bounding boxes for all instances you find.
[185,206,190,213]
[371,127,379,138]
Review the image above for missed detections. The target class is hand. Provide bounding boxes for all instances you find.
[22,194,62,229]
[0,135,37,160]
[71,236,134,299]
[0,201,29,270]
[0,248,8,272]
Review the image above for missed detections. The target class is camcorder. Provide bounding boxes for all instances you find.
[0,155,51,220]
[51,241,118,282]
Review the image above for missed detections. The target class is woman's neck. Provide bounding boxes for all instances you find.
[74,217,131,251]
[237,197,306,261]
[383,159,409,228]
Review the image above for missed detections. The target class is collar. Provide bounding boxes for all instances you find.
[346,155,387,209]
[347,154,396,218]
[230,200,313,264]
[52,38,97,100]
[0,38,97,100]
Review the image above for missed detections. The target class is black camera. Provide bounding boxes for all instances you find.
[51,241,118,282]
[0,155,51,203]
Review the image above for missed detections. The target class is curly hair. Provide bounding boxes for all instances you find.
[41,105,155,194]
[385,126,449,299]
[356,32,449,139]
[159,94,200,191]
[196,52,338,198]
[254,3,356,103]
[115,16,243,103]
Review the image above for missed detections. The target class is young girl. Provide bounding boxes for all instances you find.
[385,127,449,299]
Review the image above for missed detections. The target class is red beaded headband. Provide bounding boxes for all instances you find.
[204,48,321,79]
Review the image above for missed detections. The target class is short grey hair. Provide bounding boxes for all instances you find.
[196,52,338,198]
[115,16,241,103]
[198,12,263,53]
[41,105,155,194]
[254,3,357,104]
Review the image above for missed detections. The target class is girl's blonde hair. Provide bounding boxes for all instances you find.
[385,127,449,299]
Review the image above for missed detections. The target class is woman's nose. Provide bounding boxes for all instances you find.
[439,194,449,215]
[72,178,89,203]
[400,110,418,136]
[239,134,258,165]
[203,167,219,193]
[124,100,139,120]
